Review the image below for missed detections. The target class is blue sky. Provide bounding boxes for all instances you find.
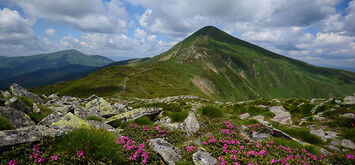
[0,0,354,69]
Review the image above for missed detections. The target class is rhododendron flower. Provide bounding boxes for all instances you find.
[50,155,58,161]
[8,159,17,165]
[239,145,244,149]
[269,140,274,144]
[258,150,266,155]
[218,156,228,165]
[233,162,239,165]
[346,154,355,160]
[270,159,278,164]
[186,145,195,152]
[38,157,45,164]
[77,150,84,158]
[202,141,207,145]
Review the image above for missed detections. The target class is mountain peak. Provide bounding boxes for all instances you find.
[193,26,222,36]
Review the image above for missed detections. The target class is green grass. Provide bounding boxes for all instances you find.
[271,138,319,155]
[18,96,33,107]
[86,116,104,122]
[55,127,126,164]
[273,124,324,145]
[341,128,355,142]
[27,105,53,123]
[199,105,223,118]
[327,117,354,128]
[169,111,189,122]
[0,115,14,131]
[133,116,153,125]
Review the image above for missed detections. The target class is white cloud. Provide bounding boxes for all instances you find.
[13,0,128,34]
[45,28,56,35]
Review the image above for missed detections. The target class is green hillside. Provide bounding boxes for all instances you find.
[34,26,355,101]
[0,49,113,80]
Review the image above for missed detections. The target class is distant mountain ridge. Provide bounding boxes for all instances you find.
[35,26,355,101]
[0,49,113,88]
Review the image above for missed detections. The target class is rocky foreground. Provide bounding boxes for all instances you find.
[0,83,354,164]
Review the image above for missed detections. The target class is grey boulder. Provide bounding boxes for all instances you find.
[9,83,43,103]
[192,148,217,165]
[0,107,35,128]
[149,138,182,165]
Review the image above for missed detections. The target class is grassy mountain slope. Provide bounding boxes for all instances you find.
[34,26,355,101]
[0,49,113,80]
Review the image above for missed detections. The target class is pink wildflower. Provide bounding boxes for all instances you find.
[346,154,355,160]
[50,155,58,161]
[186,145,195,152]
[8,159,17,165]
[77,150,84,158]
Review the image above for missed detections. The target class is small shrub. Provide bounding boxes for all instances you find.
[169,111,188,122]
[247,105,275,118]
[86,116,104,122]
[200,105,223,118]
[0,116,14,131]
[134,116,153,125]
[18,96,33,107]
[327,117,354,128]
[341,127,355,141]
[56,127,126,164]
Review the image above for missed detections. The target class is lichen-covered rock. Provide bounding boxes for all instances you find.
[0,125,71,147]
[269,106,292,124]
[73,105,102,120]
[157,116,185,131]
[38,110,67,126]
[192,148,217,165]
[52,112,90,128]
[251,115,270,125]
[252,131,272,141]
[105,107,162,124]
[310,129,338,142]
[47,93,59,99]
[1,90,12,98]
[9,83,43,103]
[86,120,119,135]
[0,107,35,128]
[85,98,118,116]
[184,111,200,136]
[149,138,182,165]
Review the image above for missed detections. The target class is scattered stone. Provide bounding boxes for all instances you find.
[269,106,292,124]
[251,115,269,125]
[328,145,340,151]
[341,139,355,149]
[47,93,59,99]
[252,131,272,141]
[149,138,182,164]
[319,148,331,157]
[1,90,12,98]
[192,148,217,165]
[311,103,324,114]
[0,107,35,128]
[0,125,71,147]
[38,110,67,126]
[9,83,43,103]
[340,113,354,119]
[239,113,249,120]
[343,95,355,104]
[106,107,162,124]
[73,105,102,120]
[330,139,341,146]
[310,129,338,142]
[86,98,118,117]
[32,103,41,113]
[184,111,200,136]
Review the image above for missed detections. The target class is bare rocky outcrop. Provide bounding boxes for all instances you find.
[106,107,162,123]
[0,107,35,128]
[9,83,43,103]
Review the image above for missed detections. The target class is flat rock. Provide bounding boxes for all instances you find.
[184,111,200,136]
[340,113,354,118]
[192,148,217,165]
[5,97,31,114]
[269,106,292,124]
[341,139,355,149]
[0,107,35,128]
[310,129,338,142]
[149,138,182,165]
[0,125,71,147]
[239,113,249,120]
[9,83,43,103]
[343,95,355,104]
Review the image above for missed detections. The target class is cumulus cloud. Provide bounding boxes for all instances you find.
[13,0,128,34]
[45,28,56,35]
